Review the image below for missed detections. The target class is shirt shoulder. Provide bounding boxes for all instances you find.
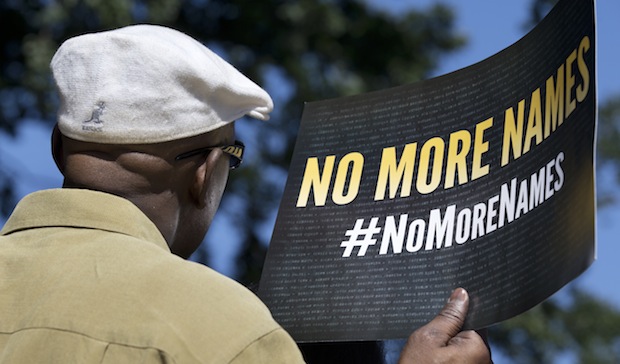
[86,241,303,363]
[0,190,305,363]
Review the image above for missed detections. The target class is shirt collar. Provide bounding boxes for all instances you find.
[1,188,170,252]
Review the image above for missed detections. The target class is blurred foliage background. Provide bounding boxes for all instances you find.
[1,0,619,362]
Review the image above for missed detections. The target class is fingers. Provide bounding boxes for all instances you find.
[447,330,492,363]
[475,328,492,353]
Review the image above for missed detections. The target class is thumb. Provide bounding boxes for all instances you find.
[398,288,491,364]
[427,287,469,343]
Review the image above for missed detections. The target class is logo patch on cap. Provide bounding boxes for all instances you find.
[82,101,106,132]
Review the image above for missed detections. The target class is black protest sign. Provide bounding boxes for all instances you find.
[258,0,596,342]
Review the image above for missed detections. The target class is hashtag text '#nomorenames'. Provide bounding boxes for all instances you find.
[340,152,565,258]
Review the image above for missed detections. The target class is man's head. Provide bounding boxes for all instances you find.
[49,25,273,258]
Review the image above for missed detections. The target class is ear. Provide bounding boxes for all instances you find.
[189,149,224,209]
[51,124,66,175]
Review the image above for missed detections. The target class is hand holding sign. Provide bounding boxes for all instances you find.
[399,288,491,364]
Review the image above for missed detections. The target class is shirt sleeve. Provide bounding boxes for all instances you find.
[229,328,306,364]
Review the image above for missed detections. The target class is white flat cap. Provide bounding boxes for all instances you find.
[51,24,273,144]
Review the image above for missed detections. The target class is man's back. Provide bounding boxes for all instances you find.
[0,189,303,363]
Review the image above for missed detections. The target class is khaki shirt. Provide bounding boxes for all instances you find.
[0,189,305,364]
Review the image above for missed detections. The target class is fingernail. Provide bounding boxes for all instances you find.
[448,288,467,303]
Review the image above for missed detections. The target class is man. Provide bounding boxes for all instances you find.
[0,25,491,363]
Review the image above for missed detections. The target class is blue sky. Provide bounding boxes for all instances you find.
[1,0,618,341]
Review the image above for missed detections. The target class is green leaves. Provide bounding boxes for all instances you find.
[491,288,620,363]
